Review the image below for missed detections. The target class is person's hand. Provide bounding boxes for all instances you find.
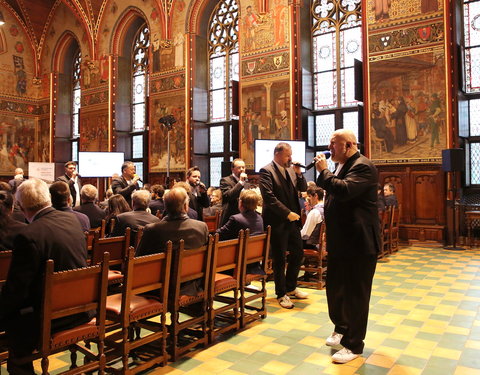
[315,154,328,172]
[240,172,248,182]
[71,170,78,179]
[133,174,141,184]
[287,212,300,222]
[292,162,302,175]
[198,182,207,193]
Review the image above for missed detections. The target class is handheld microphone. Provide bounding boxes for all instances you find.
[134,174,143,184]
[294,151,331,170]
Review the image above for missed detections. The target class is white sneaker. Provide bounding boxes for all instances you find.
[331,348,359,364]
[326,332,343,346]
[277,295,294,309]
[286,288,309,299]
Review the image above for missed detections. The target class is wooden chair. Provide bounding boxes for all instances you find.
[297,222,327,290]
[12,253,110,375]
[135,226,144,250]
[390,204,401,253]
[91,228,131,287]
[168,237,214,361]
[240,226,271,328]
[0,250,12,288]
[104,245,172,373]
[379,206,392,258]
[208,232,244,343]
[204,210,222,234]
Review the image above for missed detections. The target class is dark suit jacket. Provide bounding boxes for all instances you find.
[57,206,90,232]
[259,162,307,229]
[0,207,88,321]
[316,152,381,257]
[8,177,25,194]
[74,202,106,228]
[385,195,398,208]
[111,177,139,207]
[148,199,165,216]
[219,175,247,225]
[0,219,27,251]
[111,210,160,246]
[188,185,209,221]
[216,210,264,241]
[136,214,209,256]
[56,174,82,207]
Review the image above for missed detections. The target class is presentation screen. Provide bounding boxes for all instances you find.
[78,152,124,177]
[254,139,306,172]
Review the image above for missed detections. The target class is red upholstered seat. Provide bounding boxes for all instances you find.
[214,273,237,293]
[50,320,99,350]
[179,292,204,307]
[106,294,163,321]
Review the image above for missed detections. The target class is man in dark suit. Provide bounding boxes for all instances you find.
[0,190,27,251]
[74,184,106,228]
[0,178,90,374]
[217,189,263,241]
[315,129,380,364]
[259,142,308,309]
[8,168,25,194]
[50,181,90,232]
[136,187,209,256]
[56,161,82,207]
[186,166,209,221]
[383,183,398,208]
[111,161,141,207]
[110,190,160,245]
[219,158,249,225]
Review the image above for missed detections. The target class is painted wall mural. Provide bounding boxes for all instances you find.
[241,78,290,167]
[149,93,186,172]
[0,115,35,174]
[369,49,446,163]
[79,111,109,151]
[37,118,50,162]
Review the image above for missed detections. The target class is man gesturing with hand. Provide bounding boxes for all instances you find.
[259,142,308,309]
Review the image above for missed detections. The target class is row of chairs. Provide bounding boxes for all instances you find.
[379,204,401,258]
[0,227,271,374]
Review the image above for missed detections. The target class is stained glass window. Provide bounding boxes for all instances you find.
[71,49,81,161]
[464,0,480,93]
[131,24,149,181]
[210,126,224,153]
[315,114,335,145]
[208,0,238,123]
[210,157,224,187]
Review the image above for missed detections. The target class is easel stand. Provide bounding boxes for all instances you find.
[444,170,465,251]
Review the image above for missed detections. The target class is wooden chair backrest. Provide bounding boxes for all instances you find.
[91,227,131,266]
[40,253,109,352]
[243,226,271,274]
[391,204,401,229]
[170,236,213,306]
[121,245,172,318]
[210,231,244,283]
[135,226,144,249]
[204,210,222,233]
[100,219,107,238]
[0,250,12,285]
[381,206,392,231]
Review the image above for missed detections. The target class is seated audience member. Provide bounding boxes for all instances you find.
[0,190,27,251]
[136,186,209,256]
[302,181,318,214]
[49,181,90,232]
[377,184,386,212]
[149,184,165,216]
[74,184,106,228]
[111,161,141,207]
[300,186,324,248]
[0,182,25,223]
[142,183,152,192]
[105,194,131,235]
[217,189,263,241]
[110,190,160,244]
[98,188,113,210]
[203,188,222,217]
[8,168,25,195]
[0,178,90,374]
[383,183,398,208]
[172,181,199,219]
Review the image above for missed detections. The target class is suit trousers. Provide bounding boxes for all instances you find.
[326,255,377,354]
[270,221,303,298]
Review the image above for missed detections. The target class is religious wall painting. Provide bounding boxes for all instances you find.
[79,110,109,151]
[240,0,289,54]
[368,0,442,26]
[0,115,35,174]
[13,56,27,95]
[37,118,50,162]
[149,94,186,172]
[241,78,290,167]
[369,49,446,163]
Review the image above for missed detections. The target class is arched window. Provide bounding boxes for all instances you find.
[71,49,81,161]
[131,24,149,182]
[207,0,239,186]
[310,0,362,156]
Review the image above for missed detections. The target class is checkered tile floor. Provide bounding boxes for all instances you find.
[3,244,480,374]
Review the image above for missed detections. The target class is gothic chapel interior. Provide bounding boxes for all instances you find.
[0,0,477,245]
